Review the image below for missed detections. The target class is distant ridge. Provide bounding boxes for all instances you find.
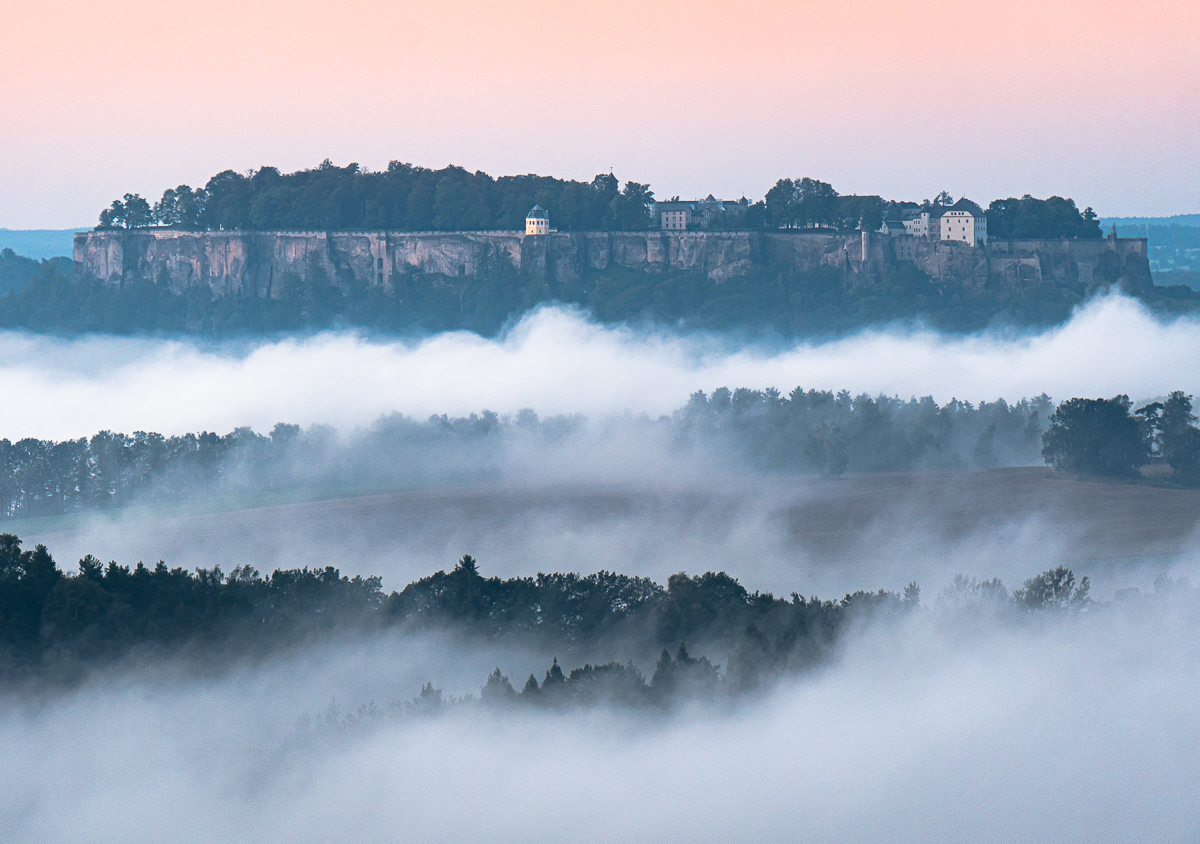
[0,229,79,260]
[1100,214,1200,228]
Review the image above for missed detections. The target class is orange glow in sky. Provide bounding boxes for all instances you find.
[1,0,1197,226]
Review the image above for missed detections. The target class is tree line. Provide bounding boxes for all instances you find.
[99,163,658,233]
[0,388,1193,526]
[0,534,1104,699]
[0,389,1059,522]
[93,157,1102,240]
[676,387,1052,474]
[1041,390,1200,481]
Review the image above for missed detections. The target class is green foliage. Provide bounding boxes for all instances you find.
[609,181,655,231]
[1013,566,1090,611]
[0,534,1108,706]
[97,193,154,229]
[764,177,844,229]
[678,388,1053,474]
[98,163,633,234]
[1041,395,1150,477]
[0,534,384,679]
[0,249,72,296]
[0,390,1054,523]
[1137,391,1200,483]
[986,195,1103,240]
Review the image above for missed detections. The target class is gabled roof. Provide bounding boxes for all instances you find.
[933,198,985,218]
[655,201,695,212]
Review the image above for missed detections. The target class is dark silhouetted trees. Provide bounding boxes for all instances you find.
[986,195,1103,240]
[0,533,1119,708]
[1041,395,1149,477]
[1013,566,1090,611]
[95,163,645,234]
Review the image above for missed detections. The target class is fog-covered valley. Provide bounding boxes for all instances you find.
[3,294,1200,843]
[4,583,1199,844]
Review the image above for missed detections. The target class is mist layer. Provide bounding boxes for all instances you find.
[2,592,1197,844]
[0,294,1193,441]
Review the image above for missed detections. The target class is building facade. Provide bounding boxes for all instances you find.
[937,199,987,246]
[879,198,987,246]
[657,202,692,230]
[525,205,549,235]
[652,195,748,230]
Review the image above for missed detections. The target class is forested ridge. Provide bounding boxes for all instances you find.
[0,534,1107,705]
[0,389,1053,520]
[0,387,1192,525]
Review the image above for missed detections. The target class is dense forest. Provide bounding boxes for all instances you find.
[0,389,1055,521]
[0,533,1105,703]
[0,248,72,296]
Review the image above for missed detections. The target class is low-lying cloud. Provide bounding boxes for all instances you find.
[5,293,1200,842]
[2,589,1198,844]
[0,293,1196,440]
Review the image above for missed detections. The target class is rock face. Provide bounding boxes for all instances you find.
[73,229,1153,299]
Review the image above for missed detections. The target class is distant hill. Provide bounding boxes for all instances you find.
[1100,214,1200,228]
[1097,216,1200,281]
[0,229,79,260]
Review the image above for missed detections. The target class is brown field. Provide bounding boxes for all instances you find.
[21,467,1200,597]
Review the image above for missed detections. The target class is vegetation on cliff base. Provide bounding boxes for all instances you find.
[0,250,1129,338]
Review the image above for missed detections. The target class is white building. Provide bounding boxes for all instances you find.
[936,199,987,246]
[879,198,987,246]
[903,212,931,238]
[525,205,549,235]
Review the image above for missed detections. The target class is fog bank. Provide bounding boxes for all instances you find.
[0,294,1195,440]
[2,591,1197,844]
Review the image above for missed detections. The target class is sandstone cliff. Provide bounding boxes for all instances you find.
[73,229,1153,300]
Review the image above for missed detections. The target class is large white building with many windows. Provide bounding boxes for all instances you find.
[936,199,987,246]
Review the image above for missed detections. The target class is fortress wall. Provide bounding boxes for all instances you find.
[986,238,1153,295]
[73,230,1153,300]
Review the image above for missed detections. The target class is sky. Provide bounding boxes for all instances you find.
[1,0,1198,229]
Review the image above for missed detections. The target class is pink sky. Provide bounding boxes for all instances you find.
[1,0,1197,228]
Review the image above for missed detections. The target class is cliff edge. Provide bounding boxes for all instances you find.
[73,229,1153,301]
